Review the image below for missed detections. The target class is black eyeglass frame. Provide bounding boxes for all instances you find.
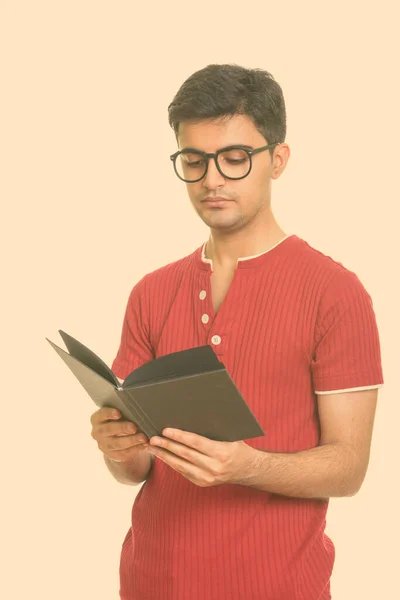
[169,143,280,183]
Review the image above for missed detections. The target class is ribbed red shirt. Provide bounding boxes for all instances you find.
[111,234,383,600]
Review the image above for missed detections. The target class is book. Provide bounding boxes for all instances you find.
[46,330,265,442]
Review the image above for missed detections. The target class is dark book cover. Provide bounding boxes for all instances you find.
[46,330,265,442]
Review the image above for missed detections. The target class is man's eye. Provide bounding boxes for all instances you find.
[226,158,246,164]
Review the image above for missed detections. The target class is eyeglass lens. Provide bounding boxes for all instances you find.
[175,148,251,181]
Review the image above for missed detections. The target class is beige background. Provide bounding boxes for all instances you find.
[1,1,399,598]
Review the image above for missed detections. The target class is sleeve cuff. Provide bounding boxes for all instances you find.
[315,383,383,395]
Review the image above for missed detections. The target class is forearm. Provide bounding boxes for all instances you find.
[104,449,154,486]
[239,443,365,499]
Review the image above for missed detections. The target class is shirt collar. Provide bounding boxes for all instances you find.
[195,234,298,271]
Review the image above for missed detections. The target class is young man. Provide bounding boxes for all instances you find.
[90,64,383,600]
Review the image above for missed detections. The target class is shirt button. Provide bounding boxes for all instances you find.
[211,335,221,345]
[201,314,209,324]
[199,290,207,300]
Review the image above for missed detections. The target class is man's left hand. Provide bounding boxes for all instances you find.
[144,428,258,487]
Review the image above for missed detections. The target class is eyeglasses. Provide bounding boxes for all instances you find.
[170,143,280,183]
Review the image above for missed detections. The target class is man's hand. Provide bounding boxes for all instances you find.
[144,428,257,487]
[90,407,149,463]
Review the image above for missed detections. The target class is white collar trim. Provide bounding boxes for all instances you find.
[201,234,292,265]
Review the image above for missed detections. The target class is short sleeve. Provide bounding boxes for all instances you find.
[311,268,384,394]
[111,275,155,380]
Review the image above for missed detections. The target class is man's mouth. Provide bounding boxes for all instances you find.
[202,196,232,207]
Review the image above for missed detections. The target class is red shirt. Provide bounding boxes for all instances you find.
[112,234,383,600]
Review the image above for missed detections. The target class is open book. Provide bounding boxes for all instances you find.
[46,330,265,442]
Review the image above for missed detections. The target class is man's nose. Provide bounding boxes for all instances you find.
[202,157,226,189]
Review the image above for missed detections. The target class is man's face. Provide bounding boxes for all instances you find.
[176,114,287,233]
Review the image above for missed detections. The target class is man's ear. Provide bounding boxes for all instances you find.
[271,143,290,180]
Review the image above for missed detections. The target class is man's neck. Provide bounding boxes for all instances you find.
[205,218,287,270]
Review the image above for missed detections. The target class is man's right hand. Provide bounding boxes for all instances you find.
[90,407,149,463]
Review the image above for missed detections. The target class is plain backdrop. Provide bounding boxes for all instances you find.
[1,1,399,599]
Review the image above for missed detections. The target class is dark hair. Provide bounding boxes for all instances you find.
[168,63,286,157]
